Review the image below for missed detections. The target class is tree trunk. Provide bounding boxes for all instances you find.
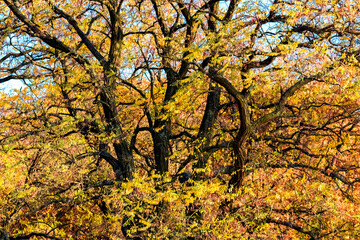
[152,124,170,173]
[152,67,179,173]
[99,78,134,180]
[194,84,221,169]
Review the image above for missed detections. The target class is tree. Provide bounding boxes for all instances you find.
[0,0,360,238]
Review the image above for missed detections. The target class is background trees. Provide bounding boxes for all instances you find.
[0,0,360,238]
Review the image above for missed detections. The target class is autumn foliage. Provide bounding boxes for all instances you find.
[1,0,360,239]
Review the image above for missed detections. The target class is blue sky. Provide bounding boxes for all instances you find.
[0,80,24,94]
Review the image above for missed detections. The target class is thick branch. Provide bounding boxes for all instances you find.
[266,218,317,240]
[48,2,107,65]
[3,0,89,66]
[253,76,317,129]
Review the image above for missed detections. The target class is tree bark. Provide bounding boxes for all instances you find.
[152,67,178,173]
[194,84,221,169]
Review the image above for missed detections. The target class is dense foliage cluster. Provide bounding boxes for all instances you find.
[1,0,360,239]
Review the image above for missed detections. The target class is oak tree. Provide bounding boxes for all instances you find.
[1,0,360,238]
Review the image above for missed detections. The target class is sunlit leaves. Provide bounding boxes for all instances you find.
[1,0,360,239]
